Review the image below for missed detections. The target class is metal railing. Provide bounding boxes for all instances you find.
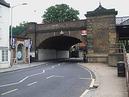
[109,43,125,54]
[120,43,129,97]
[109,43,129,96]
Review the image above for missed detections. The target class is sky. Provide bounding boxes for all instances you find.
[5,0,129,26]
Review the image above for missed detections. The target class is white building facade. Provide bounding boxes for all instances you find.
[0,0,10,68]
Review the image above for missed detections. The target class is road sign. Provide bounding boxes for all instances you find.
[81,30,87,36]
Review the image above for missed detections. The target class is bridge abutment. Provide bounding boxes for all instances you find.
[85,4,118,63]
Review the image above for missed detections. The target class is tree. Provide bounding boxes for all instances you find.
[10,21,28,36]
[42,4,79,23]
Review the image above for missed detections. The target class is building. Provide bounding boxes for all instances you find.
[0,0,10,68]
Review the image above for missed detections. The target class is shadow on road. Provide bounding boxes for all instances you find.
[37,58,87,63]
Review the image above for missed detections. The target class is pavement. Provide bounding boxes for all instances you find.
[81,63,128,97]
[0,62,128,97]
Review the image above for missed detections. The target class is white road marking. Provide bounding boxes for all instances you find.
[43,70,45,73]
[51,66,55,69]
[79,65,95,88]
[90,78,95,88]
[79,78,91,80]
[80,89,89,97]
[58,64,60,66]
[46,75,55,79]
[1,89,18,96]
[79,64,96,96]
[79,65,93,79]
[0,76,29,88]
[27,82,37,86]
[0,82,18,88]
[0,70,45,88]
[29,72,44,77]
[19,76,29,83]
[54,75,64,78]
[0,64,60,88]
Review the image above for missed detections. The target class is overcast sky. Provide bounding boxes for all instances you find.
[6,0,129,26]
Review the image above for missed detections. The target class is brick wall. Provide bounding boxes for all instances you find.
[86,15,117,54]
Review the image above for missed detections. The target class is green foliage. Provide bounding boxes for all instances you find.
[42,4,79,23]
[10,21,28,36]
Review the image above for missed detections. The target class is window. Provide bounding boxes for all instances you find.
[2,50,8,61]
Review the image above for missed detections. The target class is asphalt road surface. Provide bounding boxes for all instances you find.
[0,62,93,97]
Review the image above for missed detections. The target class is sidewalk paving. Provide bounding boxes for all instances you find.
[81,63,128,97]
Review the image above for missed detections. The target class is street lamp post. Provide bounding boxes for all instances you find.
[10,3,27,66]
[10,3,27,47]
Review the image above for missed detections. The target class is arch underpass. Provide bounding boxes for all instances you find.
[26,20,85,61]
[38,36,81,50]
[37,36,82,61]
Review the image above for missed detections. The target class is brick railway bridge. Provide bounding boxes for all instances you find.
[21,5,129,65]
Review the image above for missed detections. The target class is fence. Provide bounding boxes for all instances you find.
[120,43,129,97]
[109,43,129,96]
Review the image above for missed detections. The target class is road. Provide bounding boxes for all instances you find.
[0,62,94,97]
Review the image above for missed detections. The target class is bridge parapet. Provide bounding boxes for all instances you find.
[27,20,87,32]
